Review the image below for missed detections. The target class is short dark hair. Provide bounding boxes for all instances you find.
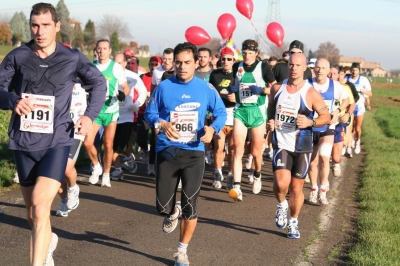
[30,2,58,24]
[343,66,351,73]
[96,39,111,48]
[198,47,211,57]
[330,63,340,72]
[163,48,174,55]
[269,56,278,62]
[129,56,140,65]
[174,42,198,62]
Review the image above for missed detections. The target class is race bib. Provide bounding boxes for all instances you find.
[70,85,87,140]
[225,107,234,126]
[170,111,198,143]
[275,104,298,132]
[20,93,55,134]
[239,82,258,104]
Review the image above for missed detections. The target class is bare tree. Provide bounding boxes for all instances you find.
[314,41,340,64]
[96,15,132,41]
[196,37,222,56]
[389,69,400,78]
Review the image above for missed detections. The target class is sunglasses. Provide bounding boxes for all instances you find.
[290,51,303,54]
[221,58,233,62]
[150,63,159,66]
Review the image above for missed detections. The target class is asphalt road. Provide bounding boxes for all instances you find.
[0,153,361,266]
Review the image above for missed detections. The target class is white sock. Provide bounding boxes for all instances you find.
[311,185,318,191]
[278,199,288,208]
[289,217,298,223]
[103,173,109,177]
[94,163,101,169]
[320,185,326,191]
[68,184,76,190]
[177,242,188,253]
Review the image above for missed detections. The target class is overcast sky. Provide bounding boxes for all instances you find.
[2,0,400,70]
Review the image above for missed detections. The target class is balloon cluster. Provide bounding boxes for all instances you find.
[184,0,285,48]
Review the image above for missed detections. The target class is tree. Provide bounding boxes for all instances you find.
[56,0,72,44]
[314,41,340,64]
[83,19,96,51]
[110,31,119,53]
[72,23,84,49]
[9,12,30,45]
[0,23,12,45]
[196,37,222,56]
[97,15,132,41]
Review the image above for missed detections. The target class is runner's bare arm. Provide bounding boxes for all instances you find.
[200,125,215,143]
[267,83,281,131]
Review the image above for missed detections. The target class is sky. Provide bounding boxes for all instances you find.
[1,0,400,70]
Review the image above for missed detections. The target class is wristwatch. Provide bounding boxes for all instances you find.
[312,118,316,127]
[154,121,163,131]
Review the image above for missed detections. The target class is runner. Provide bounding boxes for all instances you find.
[268,53,330,238]
[307,58,349,205]
[227,39,276,201]
[151,48,174,91]
[208,46,237,189]
[345,63,372,154]
[144,42,226,266]
[83,39,130,188]
[329,65,356,177]
[0,3,106,264]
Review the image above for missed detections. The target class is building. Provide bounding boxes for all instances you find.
[339,56,386,77]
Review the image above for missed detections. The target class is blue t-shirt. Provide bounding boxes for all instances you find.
[145,76,226,153]
[0,41,107,151]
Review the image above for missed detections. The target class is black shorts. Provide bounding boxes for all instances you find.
[14,146,70,187]
[156,149,204,220]
[69,139,83,161]
[312,129,334,145]
[272,149,311,179]
[113,122,133,152]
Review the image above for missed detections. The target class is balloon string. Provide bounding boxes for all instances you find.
[250,20,282,58]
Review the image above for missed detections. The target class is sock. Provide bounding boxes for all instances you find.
[215,168,222,173]
[68,184,76,190]
[289,217,298,223]
[177,242,188,253]
[233,182,241,186]
[94,163,101,169]
[320,185,326,192]
[356,140,361,145]
[311,185,318,191]
[254,171,261,178]
[278,199,288,208]
[228,172,233,176]
[103,173,110,177]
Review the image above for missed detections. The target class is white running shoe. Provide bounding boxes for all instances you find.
[347,147,353,158]
[101,173,111,188]
[89,164,103,184]
[287,220,300,239]
[67,185,80,211]
[244,155,253,170]
[212,171,223,189]
[147,164,155,176]
[252,175,262,194]
[163,202,181,234]
[318,190,329,205]
[304,174,310,183]
[308,189,318,203]
[248,174,254,185]
[333,163,341,177]
[43,233,58,266]
[205,152,212,165]
[351,140,356,149]
[55,198,69,217]
[355,141,361,154]
[342,146,347,156]
[174,247,189,266]
[226,173,233,190]
[229,185,243,201]
[275,204,288,229]
[110,168,123,181]
[13,172,19,183]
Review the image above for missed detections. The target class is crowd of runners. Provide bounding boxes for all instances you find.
[0,3,373,266]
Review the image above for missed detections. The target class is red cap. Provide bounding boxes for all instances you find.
[150,56,162,64]
[220,47,235,56]
[62,43,72,49]
[124,49,135,57]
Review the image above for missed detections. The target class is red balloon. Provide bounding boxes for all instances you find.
[217,13,237,40]
[236,0,254,20]
[185,26,211,45]
[266,22,285,48]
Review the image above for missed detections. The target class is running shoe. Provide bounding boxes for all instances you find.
[342,146,346,156]
[110,168,123,181]
[89,153,102,173]
[163,202,181,234]
[248,174,254,185]
[55,198,69,217]
[141,151,149,164]
[174,248,189,266]
[346,147,353,158]
[205,152,212,165]
[244,155,253,170]
[287,220,300,239]
[333,163,341,177]
[13,172,19,183]
[351,140,355,149]
[101,173,111,188]
[67,185,80,211]
[229,185,243,201]
[318,190,329,205]
[212,171,223,189]
[275,204,288,229]
[147,164,155,176]
[89,164,103,184]
[226,173,233,190]
[43,233,58,266]
[355,141,361,154]
[308,189,318,203]
[252,176,262,194]
[304,174,310,183]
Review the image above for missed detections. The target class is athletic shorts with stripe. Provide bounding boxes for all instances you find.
[69,139,82,161]
[234,105,266,129]
[155,149,204,220]
[272,149,311,179]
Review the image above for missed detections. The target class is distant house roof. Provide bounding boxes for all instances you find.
[362,62,381,69]
[339,56,363,63]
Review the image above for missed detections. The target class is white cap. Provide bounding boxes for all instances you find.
[308,58,317,68]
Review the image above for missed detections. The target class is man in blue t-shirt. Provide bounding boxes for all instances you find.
[0,3,106,265]
[145,42,226,266]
